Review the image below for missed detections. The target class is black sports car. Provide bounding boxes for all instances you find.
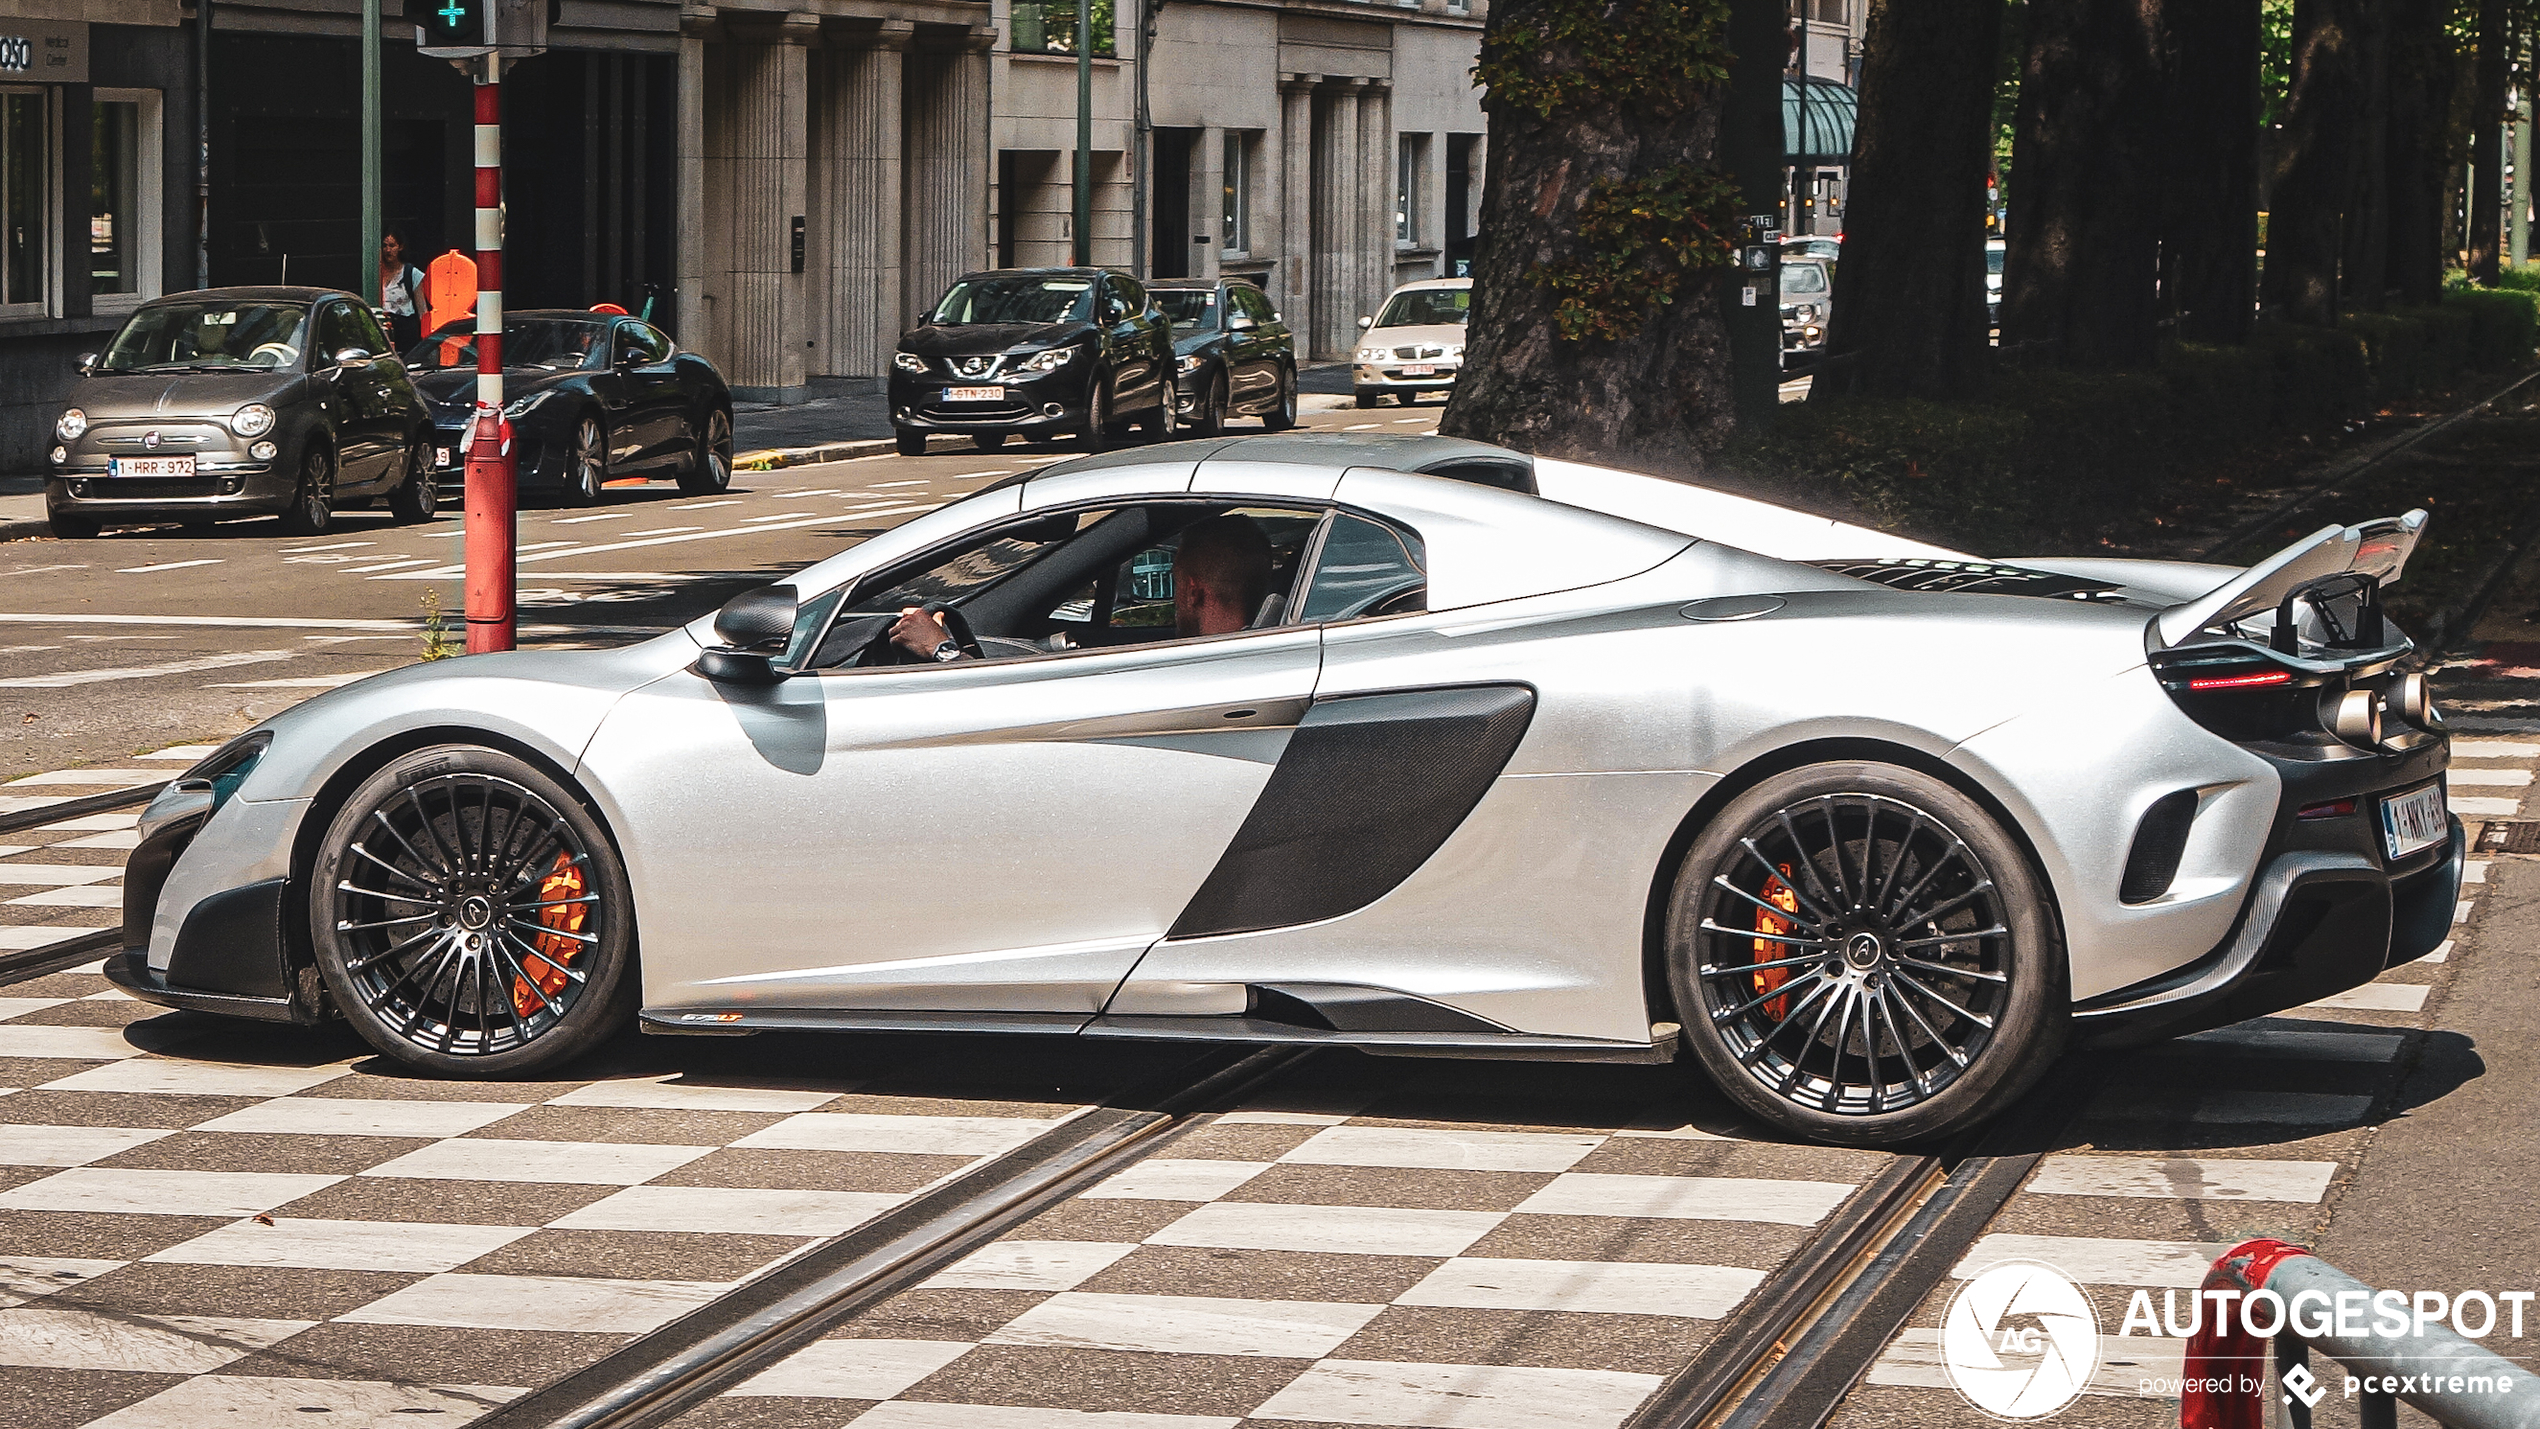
[406,311,735,502]
[1148,279,1300,436]
[889,268,1175,455]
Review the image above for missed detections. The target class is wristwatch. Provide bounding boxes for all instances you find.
[931,640,964,663]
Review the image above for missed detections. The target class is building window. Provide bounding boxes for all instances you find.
[1396,134,1423,246]
[0,88,46,314]
[1010,0,1115,56]
[92,90,162,307]
[1221,131,1248,255]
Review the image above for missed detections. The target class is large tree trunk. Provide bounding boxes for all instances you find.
[2338,0,2392,309]
[2386,0,2460,305]
[2264,0,2367,326]
[2002,0,2166,369]
[2468,0,2508,282]
[1720,0,1788,428]
[1436,1,1738,470]
[1812,0,2003,401]
[2161,0,2260,342]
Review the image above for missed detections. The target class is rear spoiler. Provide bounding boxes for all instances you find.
[2150,509,2428,651]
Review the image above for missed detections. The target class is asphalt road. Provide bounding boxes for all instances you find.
[0,403,1445,780]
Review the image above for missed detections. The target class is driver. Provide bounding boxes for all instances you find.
[889,513,1274,662]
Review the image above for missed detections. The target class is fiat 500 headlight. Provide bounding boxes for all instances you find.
[55,407,87,441]
[1016,347,1076,374]
[229,404,276,438]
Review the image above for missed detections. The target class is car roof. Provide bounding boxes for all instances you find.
[143,286,349,306]
[1387,278,1471,292]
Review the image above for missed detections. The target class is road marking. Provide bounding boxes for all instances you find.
[2295,982,2431,1014]
[1952,1233,2233,1288]
[777,488,841,497]
[0,645,60,654]
[114,559,223,574]
[668,499,744,510]
[0,564,88,578]
[2452,796,2519,815]
[2455,739,2540,757]
[0,649,300,689]
[342,558,433,574]
[1342,423,1382,431]
[518,541,579,552]
[621,526,703,537]
[552,512,631,524]
[208,671,390,689]
[2025,1155,2339,1203]
[5,768,161,785]
[947,471,1010,480]
[1392,418,1426,424]
[2451,767,2532,786]
[744,512,826,522]
[279,542,376,554]
[869,479,928,488]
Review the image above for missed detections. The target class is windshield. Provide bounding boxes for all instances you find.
[929,276,1093,326]
[1152,289,1220,330]
[1986,246,2006,275]
[1783,263,1830,295]
[1373,288,1470,329]
[100,302,310,373]
[407,319,604,372]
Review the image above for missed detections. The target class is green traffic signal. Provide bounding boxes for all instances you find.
[420,0,488,50]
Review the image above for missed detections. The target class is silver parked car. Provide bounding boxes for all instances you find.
[107,433,2458,1147]
[45,286,435,538]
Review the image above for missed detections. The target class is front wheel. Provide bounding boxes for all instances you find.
[1262,367,1298,430]
[47,509,100,539]
[279,443,335,536]
[1664,762,2065,1148]
[973,432,1008,452]
[894,428,927,457]
[308,745,639,1078]
[388,442,439,523]
[1082,380,1114,453]
[563,417,606,505]
[1191,375,1227,438]
[1352,389,1379,409]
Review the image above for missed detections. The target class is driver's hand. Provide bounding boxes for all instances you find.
[889,606,959,659]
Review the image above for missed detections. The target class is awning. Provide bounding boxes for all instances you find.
[1784,77,1857,165]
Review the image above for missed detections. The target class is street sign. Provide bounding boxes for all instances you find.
[414,0,550,59]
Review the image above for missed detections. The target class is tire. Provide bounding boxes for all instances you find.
[1663,762,2066,1148]
[1352,389,1379,409]
[279,442,336,536]
[308,745,639,1078]
[387,442,439,524]
[47,510,99,539]
[894,428,927,457]
[1082,380,1113,452]
[973,432,1008,452]
[1262,367,1298,430]
[1191,375,1226,438]
[1141,389,1178,438]
[677,407,734,495]
[563,416,606,505]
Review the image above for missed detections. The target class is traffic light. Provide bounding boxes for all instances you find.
[413,0,550,59]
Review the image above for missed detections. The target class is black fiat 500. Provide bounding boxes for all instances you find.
[1148,278,1299,436]
[889,269,1176,455]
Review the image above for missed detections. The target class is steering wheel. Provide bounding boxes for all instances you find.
[249,343,297,366]
[856,601,987,665]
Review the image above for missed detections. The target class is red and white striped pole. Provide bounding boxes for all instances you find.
[463,55,516,654]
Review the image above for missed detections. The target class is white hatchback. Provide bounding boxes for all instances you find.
[1353,278,1470,407]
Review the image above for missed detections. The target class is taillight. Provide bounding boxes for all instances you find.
[2297,797,2358,820]
[2187,670,2292,691]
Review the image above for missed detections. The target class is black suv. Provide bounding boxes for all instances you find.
[890,268,1176,455]
[1147,279,1299,436]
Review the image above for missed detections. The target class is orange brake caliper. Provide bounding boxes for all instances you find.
[512,851,588,1017]
[1752,866,1800,1021]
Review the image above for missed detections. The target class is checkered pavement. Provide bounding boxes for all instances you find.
[0,749,209,963]
[659,1060,1891,1429]
[1831,730,2540,1427]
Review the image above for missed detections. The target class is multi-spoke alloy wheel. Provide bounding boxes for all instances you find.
[310,747,636,1076]
[1667,762,2064,1146]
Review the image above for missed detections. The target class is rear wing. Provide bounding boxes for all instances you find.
[2150,510,2428,652]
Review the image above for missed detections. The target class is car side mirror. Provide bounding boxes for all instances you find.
[697,583,798,684]
[1358,315,1373,329]
[1229,313,1256,331]
[333,346,372,366]
[75,352,95,375]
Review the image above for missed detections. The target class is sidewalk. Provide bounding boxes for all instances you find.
[0,473,43,542]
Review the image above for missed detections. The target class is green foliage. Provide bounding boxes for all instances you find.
[1475,0,1733,119]
[2260,0,2295,130]
[420,589,458,661]
[1527,165,1742,341]
[1735,297,2534,554]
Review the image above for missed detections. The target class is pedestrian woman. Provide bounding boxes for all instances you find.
[378,226,427,350]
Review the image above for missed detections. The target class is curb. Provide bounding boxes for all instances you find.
[730,395,1370,473]
[0,516,50,543]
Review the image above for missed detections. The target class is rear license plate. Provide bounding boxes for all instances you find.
[107,456,195,478]
[1399,364,1436,376]
[944,386,1003,403]
[2381,784,2447,859]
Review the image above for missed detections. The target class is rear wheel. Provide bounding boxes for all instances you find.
[1191,375,1227,438]
[1082,380,1114,452]
[279,443,335,536]
[1141,390,1177,437]
[308,745,638,1078]
[388,442,439,523]
[1262,367,1298,430]
[894,428,927,456]
[563,417,606,505]
[1665,762,2065,1147]
[677,408,733,495]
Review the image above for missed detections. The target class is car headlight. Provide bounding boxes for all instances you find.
[228,404,275,439]
[1176,355,1203,374]
[501,390,553,419]
[140,730,273,843]
[55,407,86,441]
[1016,346,1076,374]
[1448,346,1464,360]
[892,352,928,373]
[48,445,66,465]
[1356,348,1384,362]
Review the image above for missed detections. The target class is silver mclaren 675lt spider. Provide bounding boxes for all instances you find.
[109,433,2461,1146]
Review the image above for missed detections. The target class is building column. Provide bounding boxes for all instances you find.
[676,13,712,363]
[1463,131,1486,249]
[1192,125,1223,279]
[820,20,908,378]
[1277,76,1313,332]
[722,13,816,402]
[1359,82,1392,304]
[904,30,994,331]
[1419,127,1447,279]
[1311,80,1364,358]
